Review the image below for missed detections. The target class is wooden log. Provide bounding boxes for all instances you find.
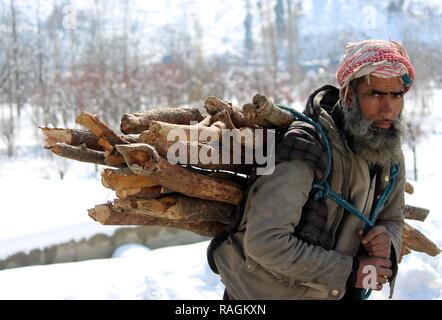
[120,107,205,134]
[115,143,244,205]
[40,127,104,151]
[405,182,414,195]
[183,166,249,185]
[76,112,127,151]
[242,103,274,128]
[204,96,232,115]
[115,186,164,200]
[160,186,174,194]
[198,115,212,126]
[112,196,236,224]
[101,168,158,191]
[104,149,127,167]
[207,171,249,186]
[403,205,429,222]
[209,109,236,130]
[123,134,140,143]
[400,245,412,262]
[149,120,223,143]
[402,222,441,256]
[138,130,253,174]
[46,143,107,166]
[251,94,294,128]
[204,96,256,128]
[138,130,175,157]
[88,204,227,237]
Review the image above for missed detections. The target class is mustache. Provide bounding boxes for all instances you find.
[342,101,404,149]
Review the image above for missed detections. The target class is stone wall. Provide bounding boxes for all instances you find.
[0,226,209,270]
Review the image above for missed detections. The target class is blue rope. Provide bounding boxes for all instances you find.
[276,104,400,300]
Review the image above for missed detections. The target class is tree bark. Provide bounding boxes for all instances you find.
[403,205,429,222]
[46,143,107,166]
[405,181,414,195]
[251,94,294,128]
[120,107,205,134]
[112,196,236,224]
[138,130,253,174]
[40,127,104,151]
[204,96,256,128]
[209,109,236,130]
[101,168,158,191]
[149,120,224,143]
[115,143,244,205]
[242,103,274,128]
[400,245,412,261]
[76,112,127,151]
[402,222,441,257]
[104,149,127,167]
[115,186,164,199]
[88,204,227,237]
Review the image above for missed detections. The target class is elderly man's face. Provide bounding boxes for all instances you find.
[345,76,404,129]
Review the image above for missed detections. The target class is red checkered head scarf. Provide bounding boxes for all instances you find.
[336,40,415,100]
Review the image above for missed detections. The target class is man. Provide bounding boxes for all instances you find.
[210,40,414,300]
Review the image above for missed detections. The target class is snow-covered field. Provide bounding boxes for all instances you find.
[0,241,224,300]
[0,89,441,300]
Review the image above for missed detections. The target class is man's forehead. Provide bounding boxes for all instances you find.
[359,75,404,91]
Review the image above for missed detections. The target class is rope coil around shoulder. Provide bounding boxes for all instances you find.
[277,104,400,300]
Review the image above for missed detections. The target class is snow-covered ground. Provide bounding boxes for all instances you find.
[0,241,224,300]
[0,89,441,300]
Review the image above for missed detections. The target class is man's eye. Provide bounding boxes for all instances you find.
[393,93,404,98]
[372,92,380,97]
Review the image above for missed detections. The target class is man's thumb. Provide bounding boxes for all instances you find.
[356,229,364,238]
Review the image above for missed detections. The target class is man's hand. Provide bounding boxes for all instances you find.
[357,226,392,258]
[354,256,393,291]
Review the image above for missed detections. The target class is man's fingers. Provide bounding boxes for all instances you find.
[380,258,392,268]
[370,243,390,253]
[374,257,392,268]
[377,275,388,285]
[366,234,390,246]
[378,266,393,278]
[374,283,383,291]
[362,226,386,244]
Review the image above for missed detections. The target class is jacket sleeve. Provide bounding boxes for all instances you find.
[374,156,406,298]
[243,159,353,298]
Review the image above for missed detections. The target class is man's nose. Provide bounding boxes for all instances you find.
[379,96,395,118]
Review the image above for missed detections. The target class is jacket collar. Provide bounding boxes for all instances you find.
[303,85,353,157]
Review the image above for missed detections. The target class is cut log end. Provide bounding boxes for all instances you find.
[405,182,414,195]
[88,205,111,224]
[116,143,159,171]
[403,222,441,257]
[403,205,430,222]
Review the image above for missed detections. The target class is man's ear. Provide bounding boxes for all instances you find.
[345,86,354,109]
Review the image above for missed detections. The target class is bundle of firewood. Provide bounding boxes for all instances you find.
[40,94,440,260]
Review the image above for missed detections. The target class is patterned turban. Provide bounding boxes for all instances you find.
[336,40,415,100]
